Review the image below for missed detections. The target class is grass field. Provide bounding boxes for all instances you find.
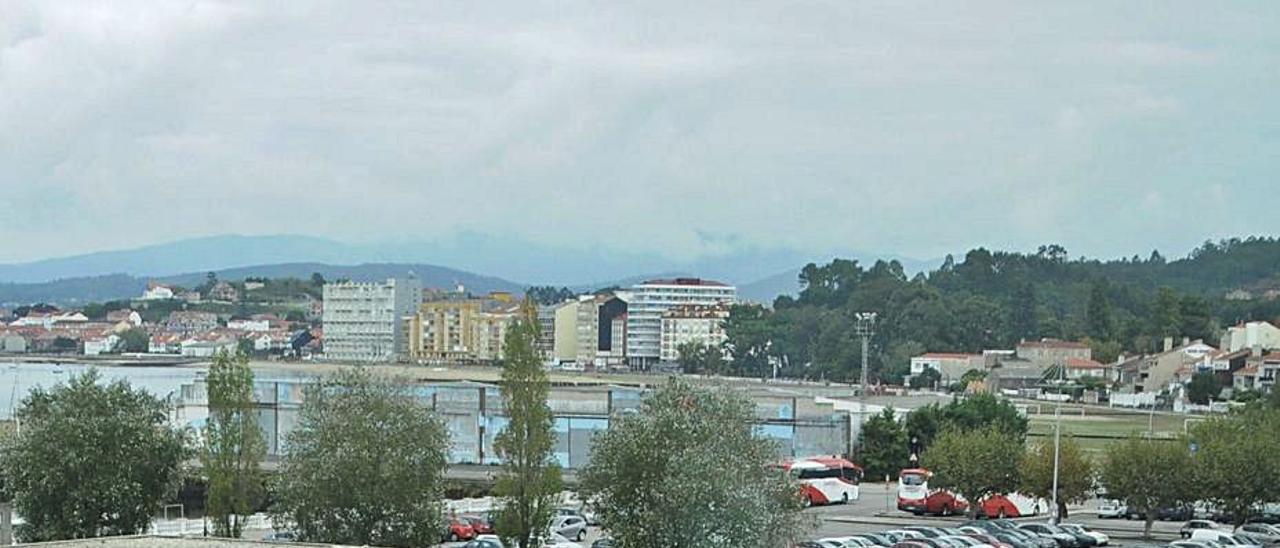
[1025,406,1190,456]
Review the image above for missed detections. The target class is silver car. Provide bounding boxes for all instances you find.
[549,514,588,542]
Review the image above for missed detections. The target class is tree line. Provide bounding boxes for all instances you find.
[718,238,1280,383]
[0,303,811,547]
[860,394,1280,538]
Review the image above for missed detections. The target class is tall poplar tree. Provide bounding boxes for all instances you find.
[201,349,266,538]
[494,300,563,548]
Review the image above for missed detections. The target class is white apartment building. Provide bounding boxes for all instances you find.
[322,277,421,362]
[626,278,736,369]
[659,304,730,362]
[1223,321,1280,352]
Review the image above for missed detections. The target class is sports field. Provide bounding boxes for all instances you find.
[1025,405,1190,456]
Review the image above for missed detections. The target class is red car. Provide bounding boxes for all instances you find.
[463,515,494,535]
[445,517,477,542]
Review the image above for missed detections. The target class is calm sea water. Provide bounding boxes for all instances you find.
[0,361,205,420]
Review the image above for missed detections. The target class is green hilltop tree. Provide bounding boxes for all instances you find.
[581,378,807,548]
[0,370,188,542]
[270,369,449,548]
[920,426,1023,518]
[859,407,910,481]
[1100,436,1193,538]
[1020,436,1094,520]
[201,349,266,538]
[494,301,563,548]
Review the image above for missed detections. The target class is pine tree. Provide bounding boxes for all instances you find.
[494,300,563,548]
[202,349,266,538]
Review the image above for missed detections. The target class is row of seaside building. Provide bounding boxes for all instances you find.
[321,277,737,369]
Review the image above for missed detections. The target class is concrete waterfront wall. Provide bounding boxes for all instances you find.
[176,378,852,468]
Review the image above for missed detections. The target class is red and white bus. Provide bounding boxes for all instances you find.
[897,468,1045,518]
[781,457,862,507]
[897,468,966,515]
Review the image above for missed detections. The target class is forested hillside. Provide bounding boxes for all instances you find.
[718,237,1280,383]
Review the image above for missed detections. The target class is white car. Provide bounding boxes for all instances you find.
[1061,524,1109,546]
[942,536,995,548]
[542,533,581,548]
[1191,529,1263,548]
[1097,499,1126,519]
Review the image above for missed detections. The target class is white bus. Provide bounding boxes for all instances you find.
[781,457,862,507]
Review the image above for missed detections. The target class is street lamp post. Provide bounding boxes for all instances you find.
[1050,364,1065,524]
[854,312,877,453]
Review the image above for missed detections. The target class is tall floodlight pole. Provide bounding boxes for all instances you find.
[854,312,877,453]
[1050,363,1065,524]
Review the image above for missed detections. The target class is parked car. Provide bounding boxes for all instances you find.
[939,535,995,548]
[548,514,589,542]
[464,535,505,548]
[446,517,478,542]
[464,514,495,535]
[542,533,582,548]
[963,531,1015,548]
[1190,529,1264,548]
[1097,500,1126,519]
[1060,524,1109,546]
[905,526,949,539]
[856,533,898,546]
[262,531,297,543]
[1161,506,1196,521]
[1183,521,1225,539]
[1239,524,1280,544]
[1018,523,1085,548]
[1170,541,1221,548]
[591,538,616,548]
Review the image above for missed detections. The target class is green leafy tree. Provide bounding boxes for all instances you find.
[1100,436,1193,538]
[0,370,188,541]
[905,403,944,454]
[677,341,726,375]
[941,393,1029,440]
[580,379,807,548]
[859,408,909,480]
[1190,407,1280,527]
[118,327,150,353]
[920,426,1023,518]
[909,368,941,390]
[270,370,449,547]
[494,303,563,548]
[201,349,266,538]
[1020,436,1094,520]
[1186,372,1221,405]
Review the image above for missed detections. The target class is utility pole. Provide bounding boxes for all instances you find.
[854,312,877,453]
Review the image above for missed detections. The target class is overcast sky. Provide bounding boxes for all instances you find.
[2,1,1277,264]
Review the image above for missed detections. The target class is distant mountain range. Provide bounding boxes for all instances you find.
[0,234,938,306]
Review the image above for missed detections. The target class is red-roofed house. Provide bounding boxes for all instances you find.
[1063,357,1110,381]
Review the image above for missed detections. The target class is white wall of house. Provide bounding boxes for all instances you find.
[84,335,120,356]
[1224,321,1280,352]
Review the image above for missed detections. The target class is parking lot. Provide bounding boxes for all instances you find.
[434,484,1190,547]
